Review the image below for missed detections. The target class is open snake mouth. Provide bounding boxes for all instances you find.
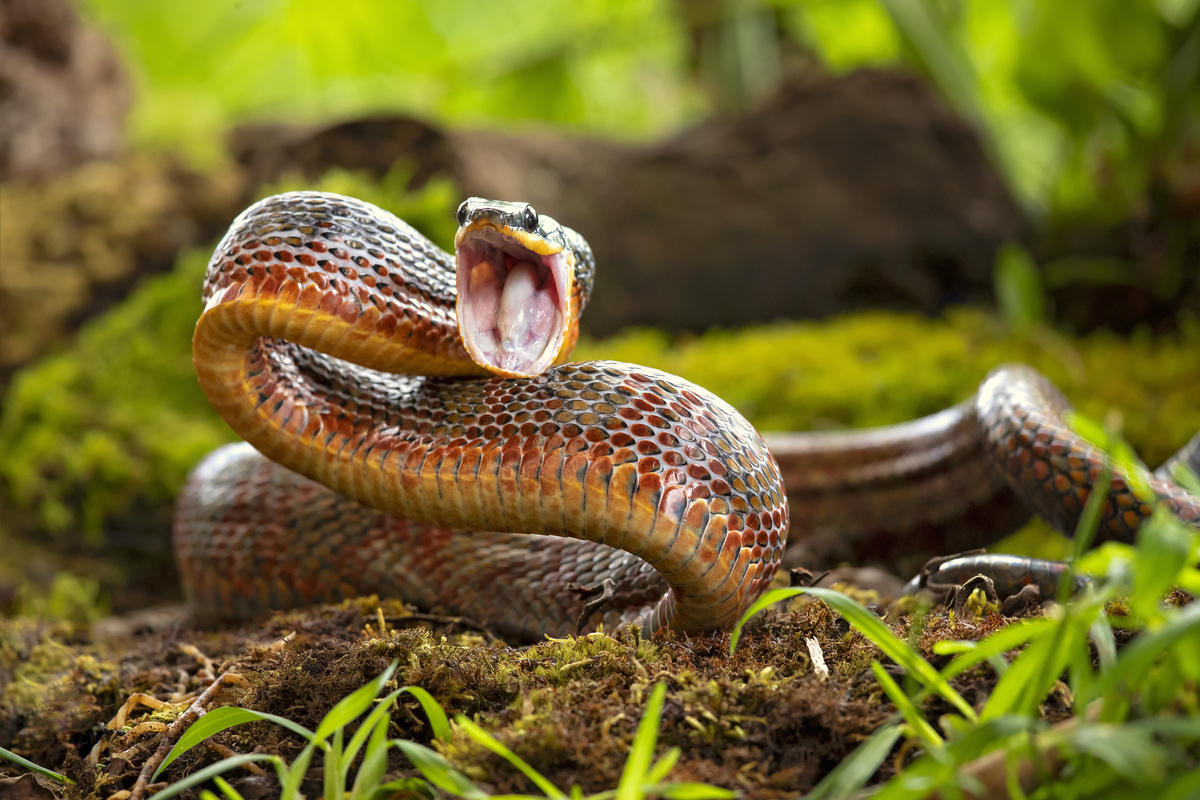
[456,225,570,377]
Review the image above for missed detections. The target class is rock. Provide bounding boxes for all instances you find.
[0,0,131,180]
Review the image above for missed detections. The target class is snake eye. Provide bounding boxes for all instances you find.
[521,205,538,232]
[456,201,469,227]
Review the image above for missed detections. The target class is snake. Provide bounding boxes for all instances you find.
[176,191,1200,642]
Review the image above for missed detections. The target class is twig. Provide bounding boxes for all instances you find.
[207,743,267,776]
[126,672,238,800]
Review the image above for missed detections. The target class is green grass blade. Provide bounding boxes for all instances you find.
[348,716,391,799]
[145,754,287,800]
[806,721,905,799]
[0,745,73,784]
[982,598,1098,720]
[992,242,1046,331]
[875,0,984,124]
[1064,723,1169,783]
[371,777,440,799]
[934,618,1055,682]
[1092,601,1200,717]
[870,716,1040,800]
[1169,460,1200,495]
[397,685,453,742]
[1088,615,1118,673]
[586,783,737,800]
[1161,767,1200,800]
[729,587,802,654]
[871,662,942,749]
[646,783,740,799]
[733,587,975,721]
[153,706,317,780]
[1130,512,1194,620]
[342,683,450,782]
[313,660,399,741]
[644,746,680,785]
[280,742,318,800]
[617,682,667,800]
[325,727,343,800]
[210,775,246,800]
[342,695,394,785]
[456,714,567,799]
[394,740,490,800]
[1067,458,1110,581]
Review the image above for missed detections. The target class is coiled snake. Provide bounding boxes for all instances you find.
[176,192,1200,641]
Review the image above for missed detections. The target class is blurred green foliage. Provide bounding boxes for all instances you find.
[78,0,1200,225]
[993,241,1046,332]
[13,574,109,626]
[78,0,698,162]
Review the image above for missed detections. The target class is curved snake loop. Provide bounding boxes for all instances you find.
[179,192,788,639]
[177,192,1200,641]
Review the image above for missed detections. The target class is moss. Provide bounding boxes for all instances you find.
[13,573,109,626]
[0,156,244,371]
[0,617,125,772]
[0,167,459,547]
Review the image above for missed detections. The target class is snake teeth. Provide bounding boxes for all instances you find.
[468,259,502,334]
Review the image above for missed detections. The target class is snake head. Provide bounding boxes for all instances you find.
[454,198,589,379]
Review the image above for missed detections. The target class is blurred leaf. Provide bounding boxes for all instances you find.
[1130,511,1195,620]
[1066,724,1169,783]
[994,241,1046,331]
[806,721,904,799]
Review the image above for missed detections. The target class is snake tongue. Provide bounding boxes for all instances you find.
[497,262,557,366]
[458,246,566,377]
[497,263,538,345]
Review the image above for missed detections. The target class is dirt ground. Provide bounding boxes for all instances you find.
[1,573,1083,800]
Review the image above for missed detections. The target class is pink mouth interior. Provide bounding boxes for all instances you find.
[456,228,567,376]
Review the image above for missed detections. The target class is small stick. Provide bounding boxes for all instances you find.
[126,672,237,800]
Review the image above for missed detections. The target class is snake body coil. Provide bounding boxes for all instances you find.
[179,193,787,639]
[178,192,1200,640]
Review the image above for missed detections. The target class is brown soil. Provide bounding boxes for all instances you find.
[1,585,1062,799]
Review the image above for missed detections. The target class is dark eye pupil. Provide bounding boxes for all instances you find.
[523,206,538,232]
[456,201,469,226]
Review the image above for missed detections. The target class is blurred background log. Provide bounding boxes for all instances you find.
[233,70,1023,335]
[0,0,130,180]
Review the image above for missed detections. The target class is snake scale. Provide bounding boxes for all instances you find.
[176,192,1200,641]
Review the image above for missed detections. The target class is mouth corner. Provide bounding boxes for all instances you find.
[456,229,571,378]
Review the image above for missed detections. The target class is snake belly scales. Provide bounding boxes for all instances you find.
[176,192,1200,642]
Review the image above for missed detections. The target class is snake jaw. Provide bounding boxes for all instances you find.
[455,223,574,378]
